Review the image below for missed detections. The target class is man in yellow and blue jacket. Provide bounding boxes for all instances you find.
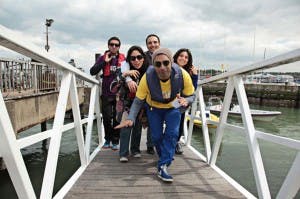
[115,48,195,182]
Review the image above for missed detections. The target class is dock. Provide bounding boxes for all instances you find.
[65,134,245,199]
[1,25,300,199]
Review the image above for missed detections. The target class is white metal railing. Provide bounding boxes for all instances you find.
[185,48,300,199]
[1,23,300,199]
[0,24,103,199]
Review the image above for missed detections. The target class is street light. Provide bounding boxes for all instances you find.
[45,18,54,52]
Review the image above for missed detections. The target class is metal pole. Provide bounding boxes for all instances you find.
[45,25,49,52]
[45,19,53,52]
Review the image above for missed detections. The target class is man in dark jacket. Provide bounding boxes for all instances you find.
[90,36,125,150]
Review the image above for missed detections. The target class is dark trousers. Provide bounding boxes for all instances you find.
[119,117,142,157]
[101,95,120,144]
[177,112,185,141]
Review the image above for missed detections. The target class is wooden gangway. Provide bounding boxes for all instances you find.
[65,134,245,199]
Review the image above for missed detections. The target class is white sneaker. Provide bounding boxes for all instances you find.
[133,153,141,158]
[120,157,128,162]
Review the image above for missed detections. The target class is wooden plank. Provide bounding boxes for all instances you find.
[65,133,245,199]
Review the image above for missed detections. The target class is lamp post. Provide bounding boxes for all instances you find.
[45,19,54,52]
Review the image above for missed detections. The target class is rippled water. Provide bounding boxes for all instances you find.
[0,106,299,198]
[0,119,98,198]
[191,105,300,198]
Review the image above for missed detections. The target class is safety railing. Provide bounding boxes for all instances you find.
[1,23,300,199]
[0,24,103,199]
[0,58,60,95]
[185,48,300,198]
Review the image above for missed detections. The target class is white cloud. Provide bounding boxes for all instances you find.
[0,0,299,72]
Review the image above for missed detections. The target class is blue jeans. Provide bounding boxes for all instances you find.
[146,104,181,168]
[119,119,142,157]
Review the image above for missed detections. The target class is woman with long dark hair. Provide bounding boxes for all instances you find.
[173,48,198,154]
[117,45,148,162]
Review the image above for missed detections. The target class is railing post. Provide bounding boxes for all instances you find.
[276,152,300,199]
[209,77,234,166]
[199,86,212,162]
[84,84,98,162]
[233,75,271,199]
[94,78,104,148]
[33,63,38,93]
[0,90,36,199]
[186,89,197,146]
[0,61,3,90]
[70,74,87,165]
[40,71,72,199]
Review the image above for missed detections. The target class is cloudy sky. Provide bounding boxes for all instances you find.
[0,0,299,73]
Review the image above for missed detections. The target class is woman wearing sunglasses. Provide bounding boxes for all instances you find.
[115,48,195,182]
[173,48,198,154]
[117,46,148,162]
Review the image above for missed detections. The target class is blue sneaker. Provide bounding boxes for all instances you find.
[111,144,119,151]
[102,140,110,149]
[157,164,173,182]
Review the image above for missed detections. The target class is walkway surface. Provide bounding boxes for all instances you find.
[65,133,245,199]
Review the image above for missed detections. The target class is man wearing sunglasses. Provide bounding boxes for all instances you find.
[90,36,125,151]
[115,48,195,182]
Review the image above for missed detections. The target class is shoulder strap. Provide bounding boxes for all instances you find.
[146,64,183,103]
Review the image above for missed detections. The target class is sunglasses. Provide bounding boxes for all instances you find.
[130,55,143,61]
[154,60,170,68]
[109,43,120,47]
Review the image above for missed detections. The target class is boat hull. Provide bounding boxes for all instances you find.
[186,112,219,128]
[210,107,281,122]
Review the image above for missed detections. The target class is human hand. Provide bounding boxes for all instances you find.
[190,65,198,75]
[176,94,188,107]
[123,70,139,78]
[104,52,112,63]
[114,120,134,129]
[129,70,140,79]
[127,80,138,93]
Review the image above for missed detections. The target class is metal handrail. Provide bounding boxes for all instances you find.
[1,23,299,199]
[0,24,103,199]
[185,48,300,198]
[199,48,300,85]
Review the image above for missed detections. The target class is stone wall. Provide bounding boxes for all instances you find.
[202,83,300,108]
[4,87,85,134]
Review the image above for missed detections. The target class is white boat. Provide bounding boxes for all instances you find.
[208,97,281,122]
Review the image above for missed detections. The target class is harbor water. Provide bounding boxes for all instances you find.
[0,106,299,198]
[191,105,300,198]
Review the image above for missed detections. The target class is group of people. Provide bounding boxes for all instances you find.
[90,34,198,182]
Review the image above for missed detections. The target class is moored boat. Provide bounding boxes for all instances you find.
[208,97,281,122]
[186,110,219,128]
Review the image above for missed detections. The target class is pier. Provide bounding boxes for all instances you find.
[0,24,300,199]
[0,57,87,133]
[65,133,245,199]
